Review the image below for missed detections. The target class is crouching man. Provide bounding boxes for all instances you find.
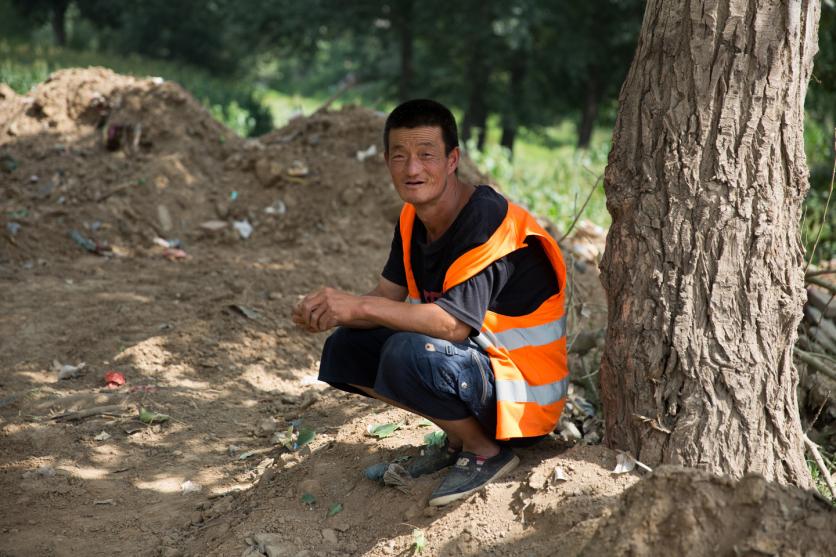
[292,99,568,506]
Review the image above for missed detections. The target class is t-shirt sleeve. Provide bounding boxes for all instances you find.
[381,222,407,287]
[434,258,513,333]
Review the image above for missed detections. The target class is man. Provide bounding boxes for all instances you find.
[292,99,568,506]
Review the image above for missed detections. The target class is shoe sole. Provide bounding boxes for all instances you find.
[428,453,520,506]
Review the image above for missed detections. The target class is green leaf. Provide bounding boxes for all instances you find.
[139,407,170,424]
[238,450,256,460]
[413,528,426,554]
[416,418,434,427]
[327,502,343,517]
[294,427,316,449]
[301,492,316,505]
[423,430,446,448]
[366,422,402,439]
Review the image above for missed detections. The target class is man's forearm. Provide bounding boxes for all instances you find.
[352,296,470,342]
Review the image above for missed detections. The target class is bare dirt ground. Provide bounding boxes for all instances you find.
[1,69,834,557]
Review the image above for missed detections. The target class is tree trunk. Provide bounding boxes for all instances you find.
[51,0,69,46]
[599,0,820,487]
[397,0,414,101]
[577,75,599,149]
[500,53,527,156]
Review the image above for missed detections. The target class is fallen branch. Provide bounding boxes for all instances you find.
[50,404,130,422]
[803,434,836,500]
[794,348,836,381]
[807,276,836,295]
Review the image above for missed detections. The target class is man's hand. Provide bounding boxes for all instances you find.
[292,287,359,333]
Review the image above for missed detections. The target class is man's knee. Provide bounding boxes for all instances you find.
[319,327,354,375]
[379,332,431,375]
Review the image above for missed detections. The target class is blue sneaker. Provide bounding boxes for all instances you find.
[428,447,519,506]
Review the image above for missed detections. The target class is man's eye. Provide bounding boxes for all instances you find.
[392,154,405,161]
[420,153,434,159]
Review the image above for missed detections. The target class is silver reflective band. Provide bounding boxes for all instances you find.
[493,315,567,351]
[496,378,568,405]
[406,296,421,304]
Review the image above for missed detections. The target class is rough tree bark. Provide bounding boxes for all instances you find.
[599,0,820,487]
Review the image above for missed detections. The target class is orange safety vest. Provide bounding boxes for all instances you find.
[399,200,569,439]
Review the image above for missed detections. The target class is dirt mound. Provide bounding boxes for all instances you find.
[583,466,836,556]
[1,68,489,269]
[0,68,417,268]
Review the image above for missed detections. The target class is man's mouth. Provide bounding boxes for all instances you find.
[405,180,424,186]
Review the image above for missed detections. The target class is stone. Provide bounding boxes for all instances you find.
[255,158,284,186]
[321,528,338,544]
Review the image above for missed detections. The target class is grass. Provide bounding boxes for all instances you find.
[808,449,836,504]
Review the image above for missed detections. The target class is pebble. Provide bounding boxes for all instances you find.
[321,528,338,544]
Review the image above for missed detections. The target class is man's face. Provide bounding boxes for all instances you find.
[385,126,459,207]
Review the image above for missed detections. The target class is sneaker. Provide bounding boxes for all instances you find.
[428,447,520,506]
[406,439,460,478]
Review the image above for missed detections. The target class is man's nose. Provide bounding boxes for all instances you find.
[406,155,422,176]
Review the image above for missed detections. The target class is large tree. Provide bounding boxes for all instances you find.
[599,0,820,487]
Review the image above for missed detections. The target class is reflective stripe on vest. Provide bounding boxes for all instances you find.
[476,315,567,352]
[496,377,569,405]
[406,296,421,304]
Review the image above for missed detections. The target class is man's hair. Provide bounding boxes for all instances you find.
[383,99,459,155]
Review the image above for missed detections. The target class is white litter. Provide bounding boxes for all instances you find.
[233,220,253,239]
[94,431,111,441]
[613,451,653,474]
[180,480,202,494]
[356,144,377,161]
[264,199,287,216]
[53,360,86,380]
[553,466,568,482]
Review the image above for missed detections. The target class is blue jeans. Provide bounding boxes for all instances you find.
[318,327,497,436]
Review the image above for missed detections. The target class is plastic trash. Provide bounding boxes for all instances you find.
[233,220,253,239]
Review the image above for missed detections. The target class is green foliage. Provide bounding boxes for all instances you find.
[468,122,611,234]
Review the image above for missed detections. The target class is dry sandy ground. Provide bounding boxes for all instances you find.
[1,69,833,557]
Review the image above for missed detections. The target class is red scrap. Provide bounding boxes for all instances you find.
[104,371,126,389]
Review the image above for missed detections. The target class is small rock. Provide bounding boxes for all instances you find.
[321,528,338,545]
[298,479,322,495]
[403,506,420,520]
[190,512,203,525]
[333,522,349,533]
[257,417,279,437]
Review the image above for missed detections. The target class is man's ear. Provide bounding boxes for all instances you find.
[447,147,460,175]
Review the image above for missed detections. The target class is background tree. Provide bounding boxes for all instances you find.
[599,0,821,487]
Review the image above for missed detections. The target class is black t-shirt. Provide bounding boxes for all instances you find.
[382,186,559,332]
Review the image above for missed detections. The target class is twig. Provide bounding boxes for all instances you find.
[312,73,357,116]
[807,269,836,278]
[794,348,836,381]
[805,391,832,434]
[50,404,129,421]
[804,129,835,274]
[558,170,603,243]
[804,434,836,499]
[807,277,836,295]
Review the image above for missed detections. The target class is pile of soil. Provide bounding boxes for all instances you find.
[1,68,832,557]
